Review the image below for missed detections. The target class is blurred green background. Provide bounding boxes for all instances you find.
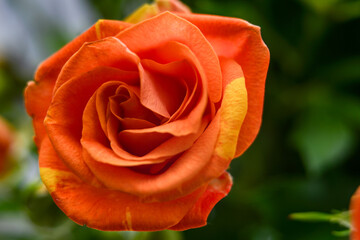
[0,0,359,239]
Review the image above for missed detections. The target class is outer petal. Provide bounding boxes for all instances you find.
[39,137,207,231]
[215,57,247,160]
[45,37,139,183]
[178,13,270,157]
[54,37,138,92]
[24,20,132,147]
[170,171,232,230]
[45,67,138,184]
[351,187,360,240]
[36,19,131,87]
[159,58,247,202]
[117,11,222,103]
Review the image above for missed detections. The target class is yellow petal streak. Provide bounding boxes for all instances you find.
[126,207,133,230]
[39,167,79,193]
[95,19,104,40]
[215,77,248,160]
[125,4,159,24]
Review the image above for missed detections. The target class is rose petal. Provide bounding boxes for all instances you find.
[118,131,172,157]
[37,20,131,88]
[139,61,187,118]
[110,85,160,126]
[39,137,207,231]
[108,114,209,162]
[80,113,219,202]
[119,118,157,130]
[94,20,132,41]
[95,81,143,136]
[117,11,222,103]
[215,57,247,160]
[81,90,208,166]
[170,171,232,230]
[96,81,124,136]
[25,20,131,147]
[24,80,55,147]
[82,93,169,166]
[140,59,196,122]
[178,13,270,157]
[123,41,207,137]
[54,37,139,92]
[45,65,138,183]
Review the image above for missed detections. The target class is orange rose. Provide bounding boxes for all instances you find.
[352,187,360,239]
[0,117,12,176]
[24,0,269,231]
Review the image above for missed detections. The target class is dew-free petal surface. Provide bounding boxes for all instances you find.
[45,66,138,183]
[80,113,217,202]
[122,41,207,137]
[54,37,139,91]
[139,62,186,118]
[82,93,207,169]
[215,57,247,160]
[24,80,55,147]
[117,12,222,103]
[170,171,232,230]
[39,137,207,231]
[178,13,270,157]
[25,20,131,147]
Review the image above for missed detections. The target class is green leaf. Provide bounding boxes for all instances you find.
[290,212,335,222]
[332,229,351,237]
[290,211,350,228]
[290,210,351,237]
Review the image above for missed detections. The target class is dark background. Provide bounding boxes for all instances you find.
[0,0,359,239]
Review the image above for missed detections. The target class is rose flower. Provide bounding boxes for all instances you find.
[24,0,269,231]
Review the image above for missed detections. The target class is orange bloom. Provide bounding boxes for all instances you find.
[0,117,12,176]
[24,0,269,231]
[352,187,360,239]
